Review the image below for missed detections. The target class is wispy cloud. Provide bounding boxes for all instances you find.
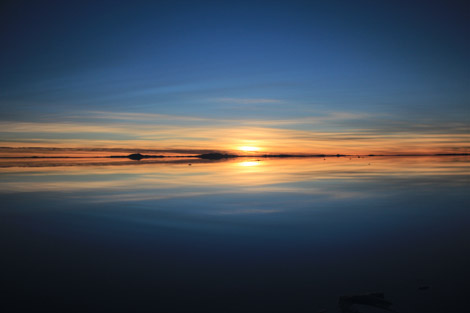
[88,111,211,122]
[212,97,282,105]
[81,110,373,128]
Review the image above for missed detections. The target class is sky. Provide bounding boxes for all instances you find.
[0,0,469,155]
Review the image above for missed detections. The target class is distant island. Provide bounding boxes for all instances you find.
[110,153,165,160]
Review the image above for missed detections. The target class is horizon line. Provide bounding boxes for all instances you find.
[0,152,468,160]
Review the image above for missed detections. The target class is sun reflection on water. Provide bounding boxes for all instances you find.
[238,161,260,167]
[0,156,468,204]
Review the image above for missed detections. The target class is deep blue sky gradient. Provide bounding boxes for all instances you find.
[0,0,469,152]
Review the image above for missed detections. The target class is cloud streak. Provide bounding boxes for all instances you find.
[212,97,282,105]
[0,110,468,155]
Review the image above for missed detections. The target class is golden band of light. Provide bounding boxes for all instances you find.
[239,146,260,152]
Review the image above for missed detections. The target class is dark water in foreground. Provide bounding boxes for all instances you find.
[1,156,469,313]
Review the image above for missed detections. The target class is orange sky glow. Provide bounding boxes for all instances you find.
[0,111,468,157]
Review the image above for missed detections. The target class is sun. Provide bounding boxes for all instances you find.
[238,146,260,152]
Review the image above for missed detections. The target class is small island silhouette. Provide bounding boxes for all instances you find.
[110,153,165,160]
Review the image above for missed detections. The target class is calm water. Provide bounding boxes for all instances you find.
[1,156,469,312]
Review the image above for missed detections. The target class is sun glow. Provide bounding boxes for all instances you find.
[238,146,260,152]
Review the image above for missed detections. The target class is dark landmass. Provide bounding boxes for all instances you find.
[197,153,238,160]
[0,153,468,160]
[110,153,165,160]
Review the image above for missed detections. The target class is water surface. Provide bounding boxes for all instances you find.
[1,156,469,312]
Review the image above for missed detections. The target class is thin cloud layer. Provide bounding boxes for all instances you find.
[0,109,468,155]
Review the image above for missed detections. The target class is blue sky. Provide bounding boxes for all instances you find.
[0,0,469,154]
